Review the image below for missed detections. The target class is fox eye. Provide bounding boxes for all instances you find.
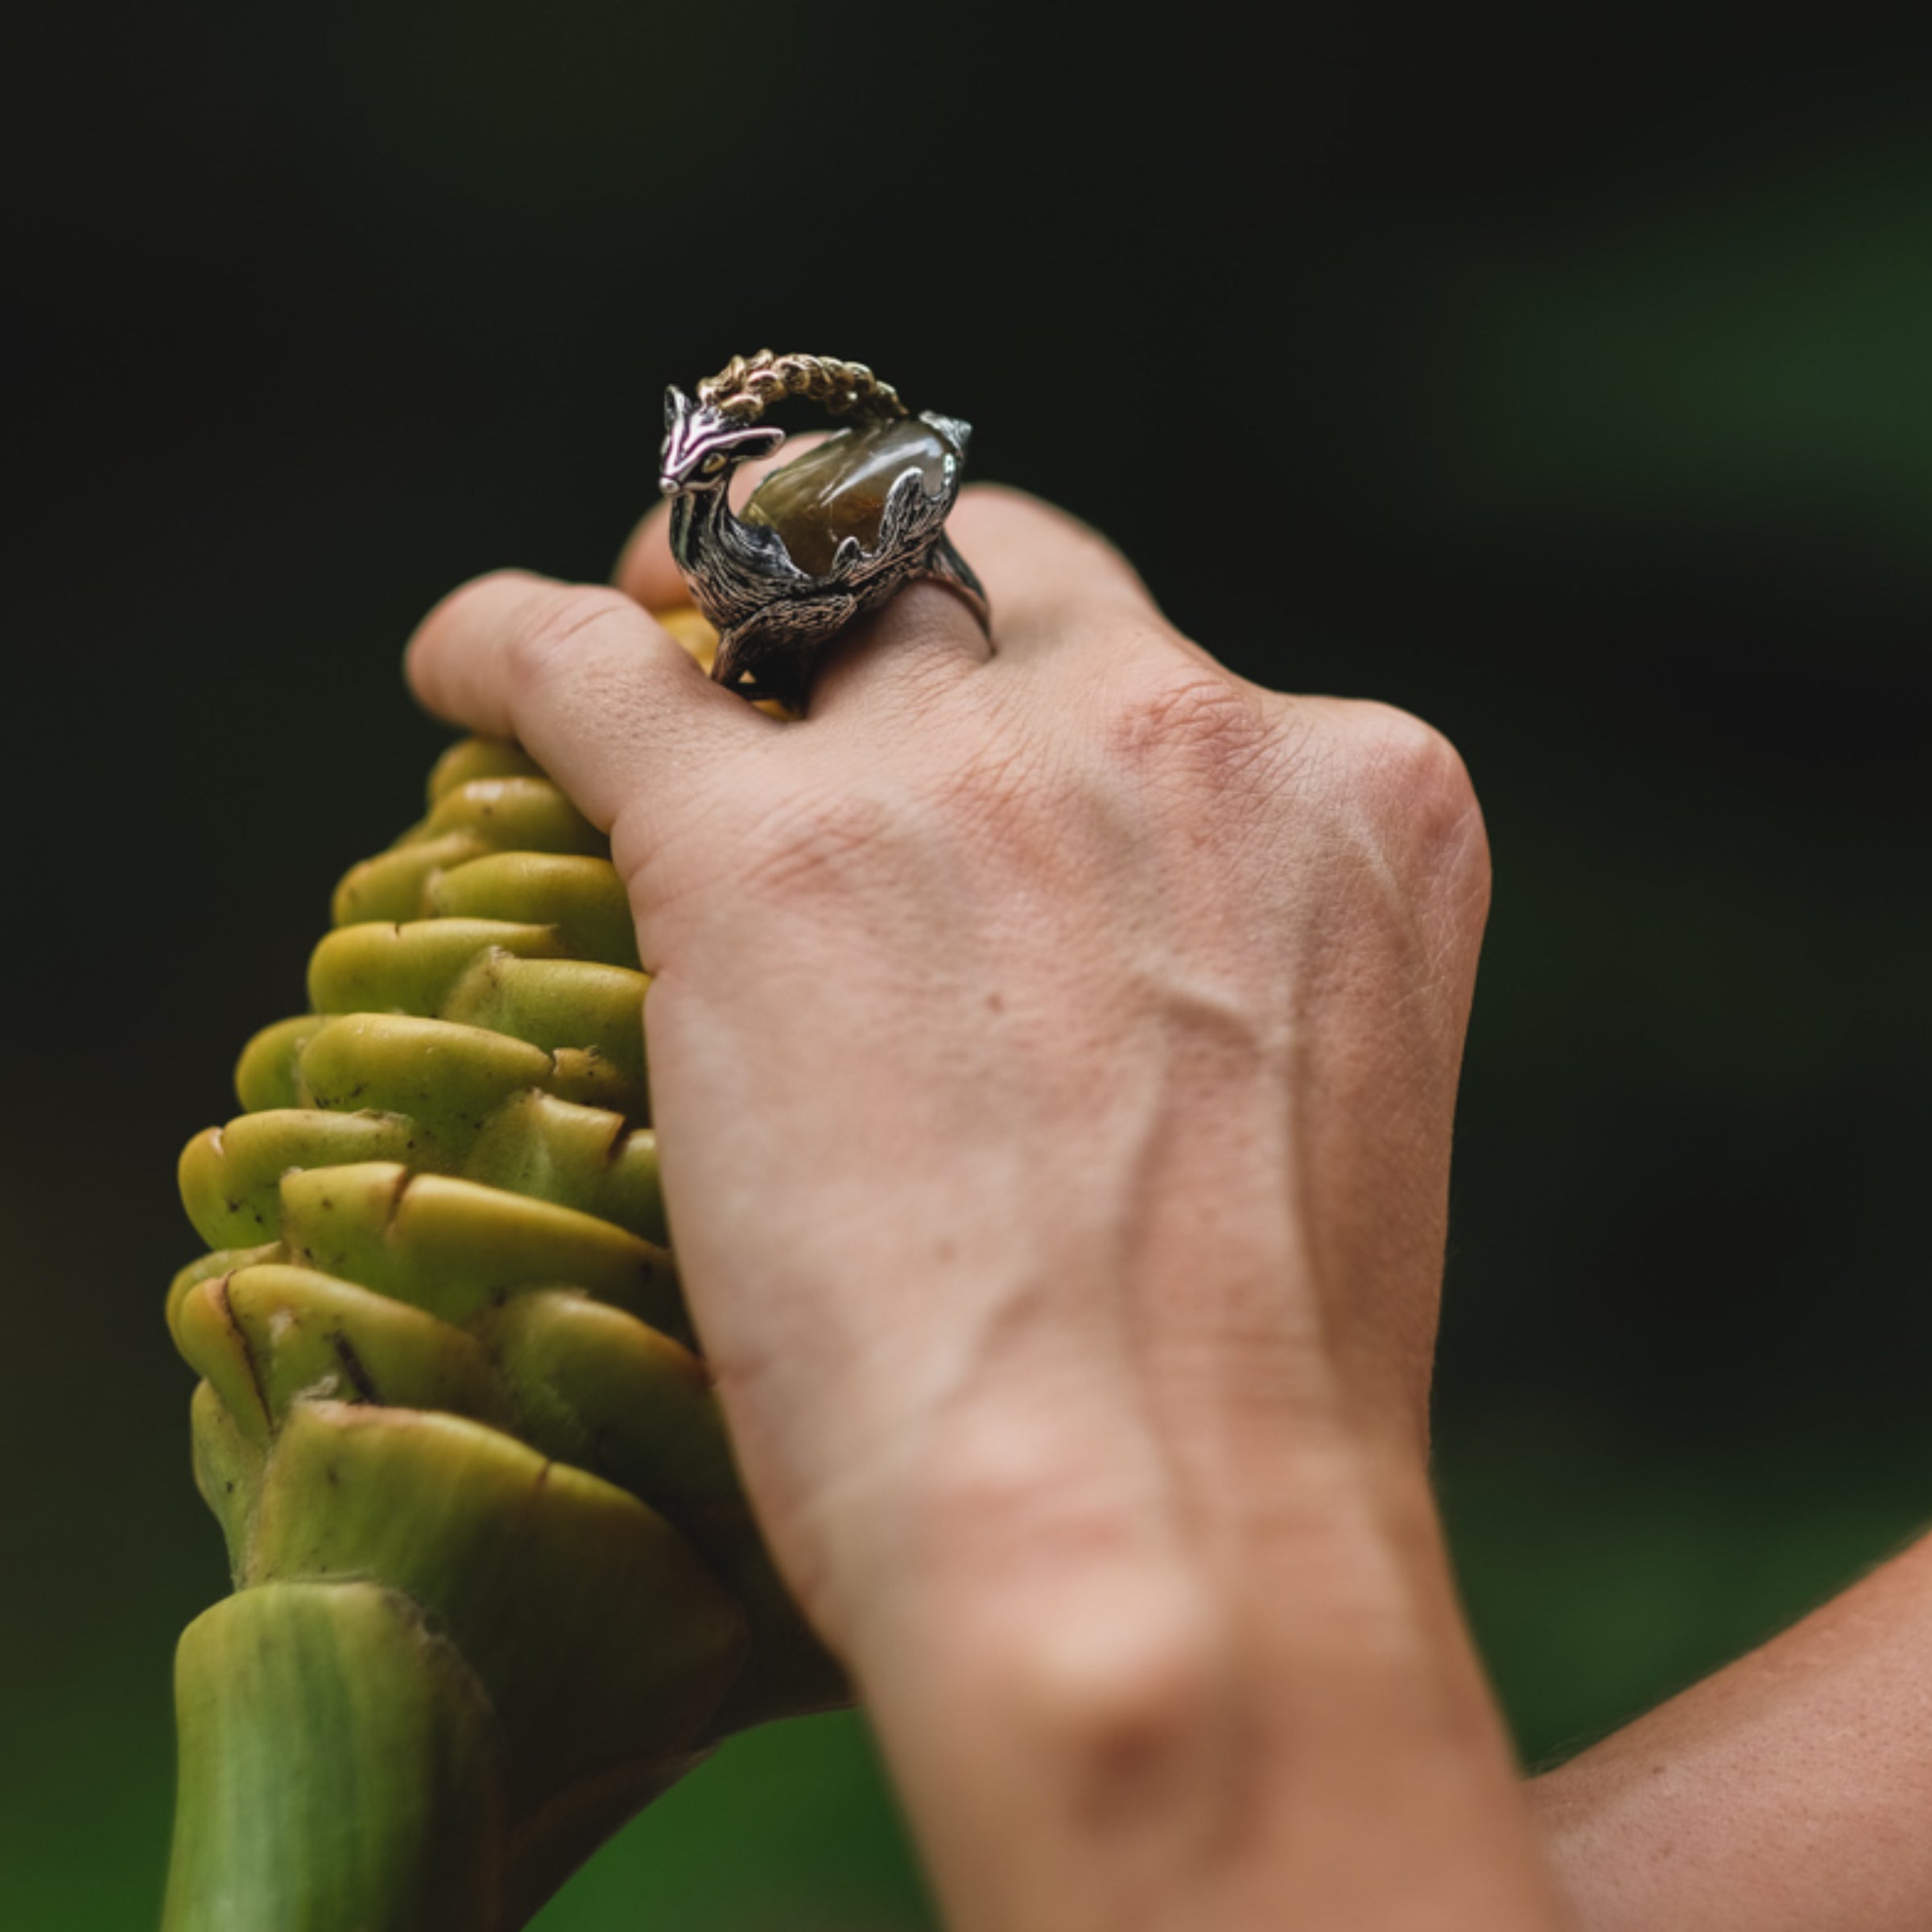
[701,453,728,476]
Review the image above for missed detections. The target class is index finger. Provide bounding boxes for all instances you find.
[406,568,763,832]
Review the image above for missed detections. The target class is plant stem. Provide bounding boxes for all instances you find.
[162,1582,511,1932]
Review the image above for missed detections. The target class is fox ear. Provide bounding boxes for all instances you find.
[664,385,694,428]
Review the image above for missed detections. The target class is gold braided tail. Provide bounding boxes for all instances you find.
[696,349,906,424]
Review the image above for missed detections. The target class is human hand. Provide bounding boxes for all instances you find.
[407,483,1561,1930]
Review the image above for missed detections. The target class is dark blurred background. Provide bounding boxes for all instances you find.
[4,2,1930,1923]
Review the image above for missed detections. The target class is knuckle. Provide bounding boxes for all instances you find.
[1095,654,1276,776]
[1344,700,1470,795]
[1331,700,1490,899]
[502,585,635,705]
[1342,699,1467,782]
[940,718,1050,829]
[737,779,902,904]
[957,483,1146,584]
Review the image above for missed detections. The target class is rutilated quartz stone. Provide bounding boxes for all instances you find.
[741,417,960,577]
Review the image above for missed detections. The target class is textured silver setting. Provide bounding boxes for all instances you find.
[658,354,989,708]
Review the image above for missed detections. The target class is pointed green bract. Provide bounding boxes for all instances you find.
[188,1381,262,1574]
[276,1162,682,1331]
[249,1403,745,1802]
[332,832,490,927]
[297,1013,561,1141]
[464,1092,669,1244]
[417,776,605,856]
[441,953,649,1104]
[427,737,547,799]
[167,1243,283,1344]
[175,1265,514,1442]
[476,1289,732,1512]
[427,852,642,971]
[310,919,565,1017]
[234,1013,327,1112]
[180,1112,447,1250]
[295,1012,547,1135]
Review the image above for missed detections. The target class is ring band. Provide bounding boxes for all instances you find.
[658,351,989,708]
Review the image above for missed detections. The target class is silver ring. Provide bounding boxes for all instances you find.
[658,351,989,708]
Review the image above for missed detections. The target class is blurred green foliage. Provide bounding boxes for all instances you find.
[2,2,1929,1923]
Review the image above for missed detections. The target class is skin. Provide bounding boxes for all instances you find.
[406,475,1568,1929]
[1530,1530,1932,1930]
[411,474,1932,1927]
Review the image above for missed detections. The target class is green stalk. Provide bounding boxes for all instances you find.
[163,1584,508,1932]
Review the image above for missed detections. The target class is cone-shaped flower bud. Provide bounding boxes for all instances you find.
[163,617,841,1931]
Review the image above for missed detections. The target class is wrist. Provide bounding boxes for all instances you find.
[840,1380,1455,1706]
[832,1395,1558,1932]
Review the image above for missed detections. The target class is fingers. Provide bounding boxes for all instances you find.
[944,486,1161,655]
[405,570,764,831]
[614,501,682,612]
